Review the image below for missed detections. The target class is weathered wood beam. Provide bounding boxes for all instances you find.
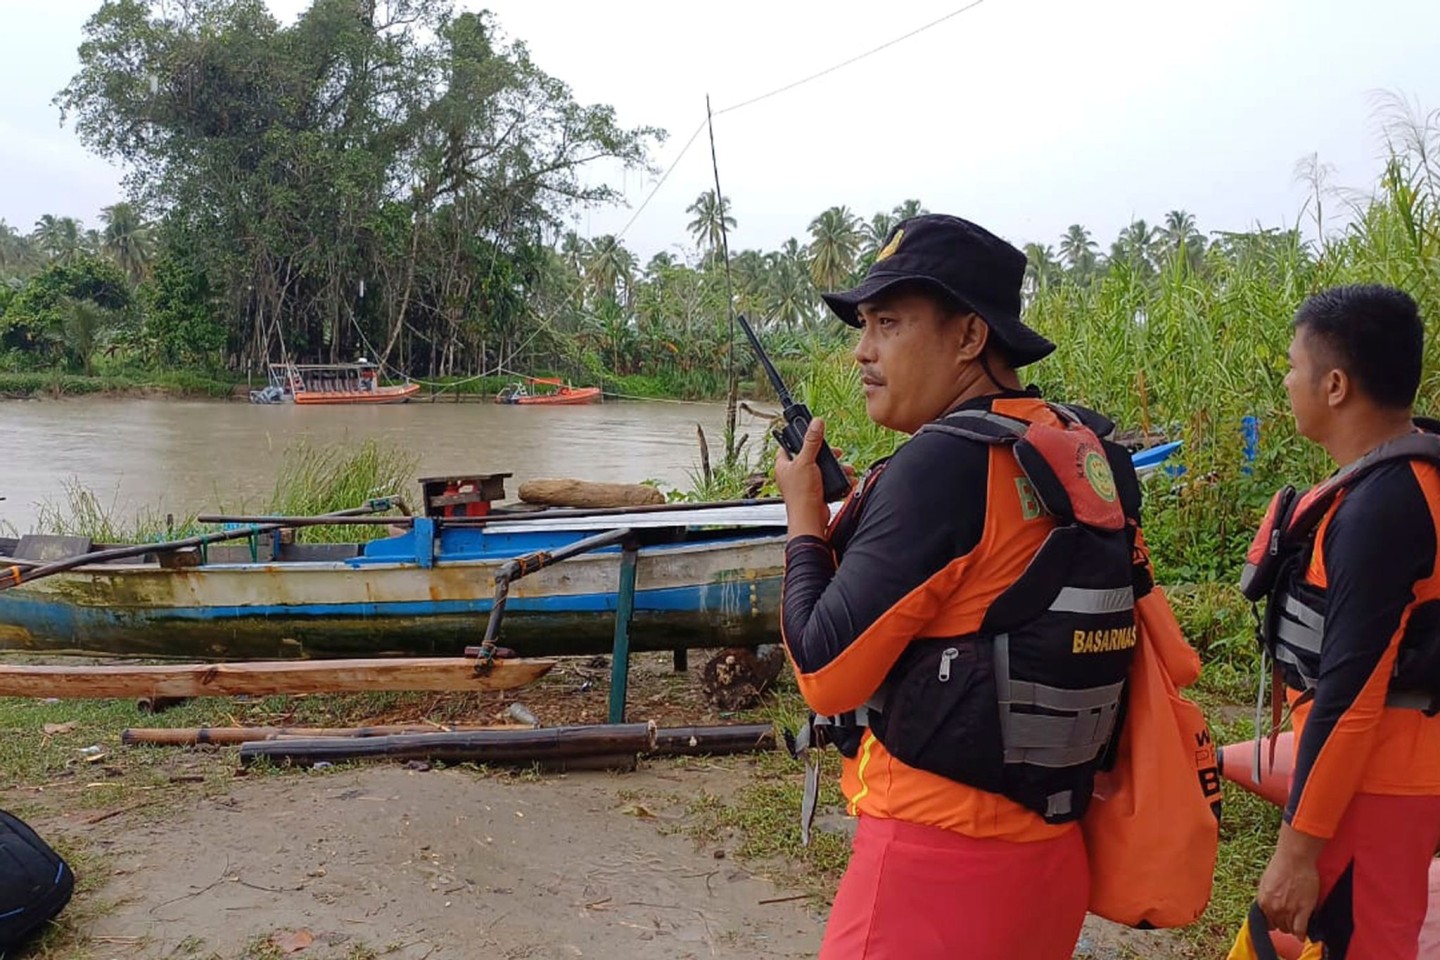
[0,657,555,699]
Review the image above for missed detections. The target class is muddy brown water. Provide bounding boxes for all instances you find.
[0,396,753,534]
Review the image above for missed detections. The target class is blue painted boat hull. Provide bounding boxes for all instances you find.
[0,521,787,660]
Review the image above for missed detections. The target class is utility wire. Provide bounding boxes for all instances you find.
[714,0,986,116]
[613,0,987,242]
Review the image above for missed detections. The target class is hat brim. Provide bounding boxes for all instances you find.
[821,273,1056,367]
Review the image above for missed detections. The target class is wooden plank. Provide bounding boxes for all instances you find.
[0,657,555,699]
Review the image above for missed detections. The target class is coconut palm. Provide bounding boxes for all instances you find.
[807,206,862,292]
[1022,243,1063,294]
[31,215,83,265]
[1158,210,1206,270]
[582,234,637,305]
[1109,220,1159,275]
[766,239,814,330]
[684,191,736,259]
[100,202,154,284]
[1059,224,1099,278]
[891,199,927,221]
[0,220,34,277]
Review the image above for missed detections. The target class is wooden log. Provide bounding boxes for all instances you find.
[0,657,555,700]
[239,722,659,766]
[518,478,665,509]
[121,723,531,747]
[699,645,786,711]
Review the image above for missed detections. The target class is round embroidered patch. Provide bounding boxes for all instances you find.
[1084,449,1117,502]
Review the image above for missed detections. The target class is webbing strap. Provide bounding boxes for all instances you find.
[1275,617,1323,656]
[1283,594,1325,632]
[996,634,1123,768]
[919,410,1029,444]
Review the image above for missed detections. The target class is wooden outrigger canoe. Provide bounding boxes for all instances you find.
[0,504,787,661]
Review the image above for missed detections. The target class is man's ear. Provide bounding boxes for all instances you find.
[954,313,991,363]
[1324,366,1350,409]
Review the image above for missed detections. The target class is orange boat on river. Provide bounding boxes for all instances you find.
[250,362,421,405]
[494,377,601,406]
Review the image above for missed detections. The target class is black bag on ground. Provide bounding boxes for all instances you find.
[0,810,74,954]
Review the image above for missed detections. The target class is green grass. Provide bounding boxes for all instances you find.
[261,437,417,542]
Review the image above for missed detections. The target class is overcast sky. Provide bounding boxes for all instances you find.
[4,0,1439,263]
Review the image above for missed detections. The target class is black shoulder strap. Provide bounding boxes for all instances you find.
[1286,430,1440,544]
[920,401,1117,444]
[1049,402,1117,440]
[918,409,1028,444]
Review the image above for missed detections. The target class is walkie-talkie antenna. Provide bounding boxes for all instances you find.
[737,315,794,409]
[705,95,739,465]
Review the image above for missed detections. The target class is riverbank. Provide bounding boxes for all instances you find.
[0,371,237,400]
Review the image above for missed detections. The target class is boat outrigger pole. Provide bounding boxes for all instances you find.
[1,498,406,591]
[470,528,636,670]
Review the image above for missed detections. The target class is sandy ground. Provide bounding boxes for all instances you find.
[80,763,823,960]
[5,653,1178,959]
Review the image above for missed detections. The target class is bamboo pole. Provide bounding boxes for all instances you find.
[0,657,555,699]
[238,722,660,766]
[125,722,777,757]
[122,723,532,746]
[2,500,404,591]
[651,723,776,756]
[192,497,782,529]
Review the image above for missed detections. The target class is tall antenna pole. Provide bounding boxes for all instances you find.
[705,95,739,467]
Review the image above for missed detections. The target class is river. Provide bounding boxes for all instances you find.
[0,396,751,534]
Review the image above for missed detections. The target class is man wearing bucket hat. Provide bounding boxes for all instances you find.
[775,214,1146,958]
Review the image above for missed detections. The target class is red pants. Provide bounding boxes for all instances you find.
[1312,793,1440,959]
[818,816,1089,960]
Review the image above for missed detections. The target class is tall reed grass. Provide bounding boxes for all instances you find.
[32,439,417,544]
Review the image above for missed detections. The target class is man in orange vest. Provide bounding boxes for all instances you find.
[774,214,1145,958]
[1243,285,1440,958]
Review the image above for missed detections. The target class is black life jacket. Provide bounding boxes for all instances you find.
[788,402,1146,826]
[1240,425,1440,710]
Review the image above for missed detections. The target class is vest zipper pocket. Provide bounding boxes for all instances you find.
[938,647,960,682]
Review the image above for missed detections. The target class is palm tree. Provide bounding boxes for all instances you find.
[61,298,114,376]
[559,231,587,276]
[1109,220,1158,275]
[766,239,814,330]
[1058,224,1099,277]
[807,206,862,292]
[101,203,154,284]
[1022,243,1063,294]
[582,235,637,305]
[0,220,33,277]
[1158,210,1205,270]
[684,191,736,259]
[31,215,83,265]
[891,199,927,221]
[860,212,896,263]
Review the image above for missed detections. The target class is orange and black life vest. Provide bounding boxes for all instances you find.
[1240,426,1440,709]
[794,403,1143,825]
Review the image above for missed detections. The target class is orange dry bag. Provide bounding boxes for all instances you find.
[1082,586,1222,928]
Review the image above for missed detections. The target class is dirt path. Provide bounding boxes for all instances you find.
[82,764,823,960]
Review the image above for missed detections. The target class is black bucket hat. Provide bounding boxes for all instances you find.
[821,213,1056,367]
